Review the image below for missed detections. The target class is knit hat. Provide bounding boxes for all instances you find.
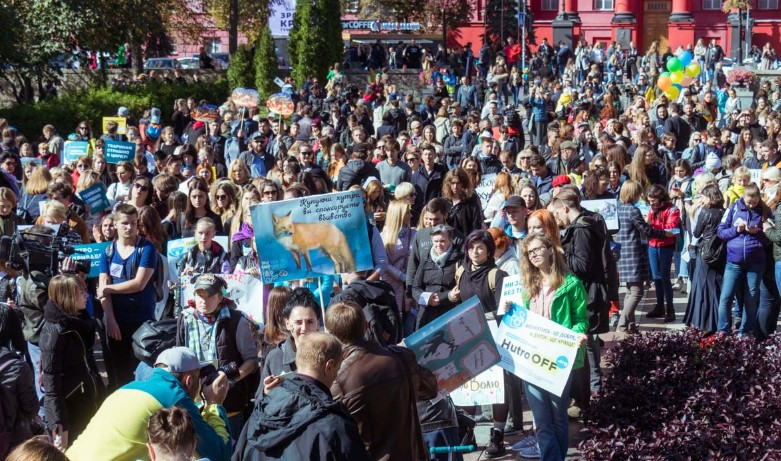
[705,153,721,171]
[552,175,572,188]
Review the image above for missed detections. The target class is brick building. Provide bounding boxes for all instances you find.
[454,0,781,58]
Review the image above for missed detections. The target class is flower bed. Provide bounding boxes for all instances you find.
[727,67,758,87]
[578,329,781,460]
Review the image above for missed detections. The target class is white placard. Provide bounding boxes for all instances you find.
[476,173,497,210]
[581,199,619,231]
[180,273,265,325]
[497,274,523,315]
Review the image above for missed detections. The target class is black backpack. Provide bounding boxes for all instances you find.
[132,316,182,365]
[363,302,402,347]
[105,236,166,303]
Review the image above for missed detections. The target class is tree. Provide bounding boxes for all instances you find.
[289,0,343,86]
[416,0,471,34]
[208,0,272,45]
[254,27,279,99]
[483,0,520,45]
[354,0,416,22]
[228,44,256,90]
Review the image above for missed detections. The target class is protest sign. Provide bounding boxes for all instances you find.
[581,199,619,231]
[266,93,295,117]
[449,323,504,406]
[495,303,580,397]
[102,117,127,135]
[405,296,501,399]
[20,157,42,167]
[63,141,90,164]
[180,273,265,325]
[749,169,762,186]
[104,140,135,164]
[166,236,230,284]
[78,183,111,213]
[71,242,111,278]
[497,274,523,315]
[231,88,261,108]
[251,190,372,283]
[475,173,497,210]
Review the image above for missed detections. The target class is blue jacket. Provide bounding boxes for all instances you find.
[717,198,770,265]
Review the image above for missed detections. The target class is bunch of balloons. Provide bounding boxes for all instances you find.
[656,50,701,99]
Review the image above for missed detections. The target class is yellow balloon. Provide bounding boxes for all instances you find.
[665,87,681,100]
[670,70,684,84]
[685,62,701,78]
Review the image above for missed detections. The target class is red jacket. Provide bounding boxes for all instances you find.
[647,204,681,248]
[504,44,521,64]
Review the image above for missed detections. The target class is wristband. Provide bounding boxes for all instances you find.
[218,362,240,381]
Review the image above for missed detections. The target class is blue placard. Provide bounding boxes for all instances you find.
[71,242,111,278]
[78,183,111,212]
[104,139,135,164]
[20,157,42,167]
[63,141,90,164]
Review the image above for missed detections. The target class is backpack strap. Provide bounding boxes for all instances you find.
[454,264,464,286]
[488,268,499,293]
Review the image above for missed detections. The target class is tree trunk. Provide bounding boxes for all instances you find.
[229,0,238,54]
[131,40,144,76]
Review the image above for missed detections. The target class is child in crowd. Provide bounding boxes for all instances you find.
[724,166,751,208]
[178,217,230,276]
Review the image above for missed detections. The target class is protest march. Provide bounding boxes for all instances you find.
[1,26,781,461]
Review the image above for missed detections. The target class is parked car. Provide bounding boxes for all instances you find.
[144,58,180,70]
[177,57,200,69]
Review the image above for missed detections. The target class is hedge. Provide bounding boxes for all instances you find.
[0,79,230,140]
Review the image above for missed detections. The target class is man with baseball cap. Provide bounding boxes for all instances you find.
[67,346,231,461]
[502,196,527,246]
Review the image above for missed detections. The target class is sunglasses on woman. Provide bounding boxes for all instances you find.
[133,182,150,191]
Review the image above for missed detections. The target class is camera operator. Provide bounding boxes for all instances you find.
[17,225,87,419]
[98,204,159,385]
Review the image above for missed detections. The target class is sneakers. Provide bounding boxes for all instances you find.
[511,432,537,451]
[733,316,743,331]
[646,305,666,319]
[484,428,506,458]
[609,313,619,328]
[517,443,541,459]
[567,401,583,419]
[628,322,640,334]
[504,424,522,436]
[672,277,683,291]
[665,310,676,323]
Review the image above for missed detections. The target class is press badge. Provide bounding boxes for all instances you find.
[109,263,123,279]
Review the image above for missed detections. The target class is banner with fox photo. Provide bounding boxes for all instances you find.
[250,190,372,283]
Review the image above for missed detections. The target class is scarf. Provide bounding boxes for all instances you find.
[232,222,254,242]
[430,245,453,268]
[184,305,231,362]
[460,257,498,312]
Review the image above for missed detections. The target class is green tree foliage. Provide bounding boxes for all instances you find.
[254,27,279,99]
[208,0,271,44]
[289,0,343,85]
[483,0,520,44]
[354,0,416,22]
[228,44,256,90]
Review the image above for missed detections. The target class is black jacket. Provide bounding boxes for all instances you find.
[405,227,466,289]
[234,374,371,461]
[663,116,692,153]
[410,163,448,222]
[447,194,484,237]
[480,154,504,175]
[337,159,381,191]
[259,336,297,399]
[0,347,38,454]
[39,300,103,434]
[412,247,464,329]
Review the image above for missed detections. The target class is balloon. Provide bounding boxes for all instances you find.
[681,76,694,87]
[657,75,672,91]
[660,71,671,78]
[678,51,693,67]
[666,57,683,73]
[670,70,685,84]
[685,62,701,78]
[665,86,681,100]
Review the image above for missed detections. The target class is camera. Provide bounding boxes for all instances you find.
[0,225,90,277]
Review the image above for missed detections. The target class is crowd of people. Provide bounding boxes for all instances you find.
[0,33,779,461]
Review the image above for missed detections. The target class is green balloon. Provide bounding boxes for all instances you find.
[666,57,682,73]
[660,72,671,78]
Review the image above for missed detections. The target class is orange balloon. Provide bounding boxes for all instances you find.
[658,75,672,91]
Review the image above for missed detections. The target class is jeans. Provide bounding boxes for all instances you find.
[648,245,675,311]
[674,240,689,279]
[27,342,45,420]
[228,413,245,446]
[618,282,644,331]
[586,335,601,392]
[717,261,765,335]
[524,375,573,461]
[757,262,781,339]
[424,427,463,461]
[402,311,416,338]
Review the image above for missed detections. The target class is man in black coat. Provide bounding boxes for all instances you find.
[410,143,447,215]
[478,133,503,175]
[337,146,381,191]
[234,333,370,461]
[663,103,692,153]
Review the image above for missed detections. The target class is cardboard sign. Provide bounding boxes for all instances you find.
[497,274,523,315]
[495,303,581,397]
[63,141,91,164]
[20,157,42,167]
[180,273,265,325]
[476,173,497,210]
[251,190,372,283]
[404,296,501,399]
[581,199,619,231]
[450,322,505,406]
[71,242,112,278]
[102,117,127,135]
[166,235,230,284]
[749,169,762,186]
[77,183,111,213]
[104,140,135,164]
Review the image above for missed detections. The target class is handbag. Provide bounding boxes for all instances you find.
[131,316,182,365]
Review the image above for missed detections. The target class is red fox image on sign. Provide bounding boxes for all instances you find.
[271,211,357,273]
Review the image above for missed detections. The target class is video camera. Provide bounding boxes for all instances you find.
[0,225,90,277]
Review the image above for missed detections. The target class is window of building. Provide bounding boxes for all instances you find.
[541,0,557,10]
[702,0,721,10]
[594,0,614,10]
[205,39,222,54]
[759,0,778,9]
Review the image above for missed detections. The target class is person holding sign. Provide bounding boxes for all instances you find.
[518,234,588,461]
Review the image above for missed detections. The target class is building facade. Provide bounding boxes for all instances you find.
[454,0,780,58]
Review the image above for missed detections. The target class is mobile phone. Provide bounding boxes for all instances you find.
[669,228,681,235]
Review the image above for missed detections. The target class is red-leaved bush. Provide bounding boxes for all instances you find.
[578,329,781,460]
